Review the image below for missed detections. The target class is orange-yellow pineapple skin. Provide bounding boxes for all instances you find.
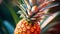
[14,19,40,34]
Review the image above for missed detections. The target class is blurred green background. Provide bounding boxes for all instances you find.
[0,0,20,34]
[0,0,60,34]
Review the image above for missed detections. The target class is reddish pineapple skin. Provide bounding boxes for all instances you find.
[14,19,40,34]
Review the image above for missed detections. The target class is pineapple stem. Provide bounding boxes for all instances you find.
[24,0,32,16]
[39,1,51,9]
[17,1,26,11]
[38,0,55,11]
[24,0,31,9]
[39,3,59,12]
[29,3,58,20]
[17,5,30,21]
[16,1,30,21]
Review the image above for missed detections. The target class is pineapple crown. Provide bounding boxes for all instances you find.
[14,0,59,22]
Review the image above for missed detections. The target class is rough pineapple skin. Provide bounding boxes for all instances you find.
[14,19,40,34]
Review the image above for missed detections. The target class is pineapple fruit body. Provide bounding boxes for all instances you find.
[14,19,40,34]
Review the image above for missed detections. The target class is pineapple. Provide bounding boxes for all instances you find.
[14,0,58,34]
[14,19,40,34]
